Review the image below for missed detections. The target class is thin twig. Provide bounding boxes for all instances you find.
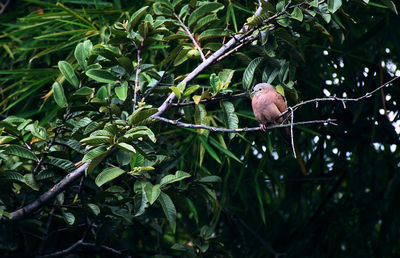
[277,76,400,119]
[133,41,143,112]
[143,47,184,100]
[154,115,336,132]
[289,107,296,158]
[174,13,206,61]
[0,0,10,15]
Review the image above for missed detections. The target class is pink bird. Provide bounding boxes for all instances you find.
[251,83,291,143]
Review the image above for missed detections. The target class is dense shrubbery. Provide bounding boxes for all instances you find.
[0,0,399,257]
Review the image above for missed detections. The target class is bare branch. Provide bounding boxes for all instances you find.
[289,107,296,158]
[133,41,143,112]
[0,0,10,15]
[8,163,88,220]
[174,13,206,61]
[154,115,336,132]
[277,76,400,119]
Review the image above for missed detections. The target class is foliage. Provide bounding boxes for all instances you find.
[0,0,399,257]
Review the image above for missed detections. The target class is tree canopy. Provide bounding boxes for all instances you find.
[0,0,399,257]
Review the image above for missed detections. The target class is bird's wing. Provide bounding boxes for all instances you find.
[274,91,287,114]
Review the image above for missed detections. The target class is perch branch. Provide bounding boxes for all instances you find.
[154,115,336,132]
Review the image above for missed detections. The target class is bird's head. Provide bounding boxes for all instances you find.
[251,83,274,97]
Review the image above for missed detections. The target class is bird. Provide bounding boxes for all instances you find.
[251,83,291,143]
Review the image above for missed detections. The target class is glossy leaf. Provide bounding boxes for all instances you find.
[95,167,125,187]
[243,57,263,89]
[86,69,117,84]
[58,61,79,88]
[52,82,68,108]
[158,192,176,233]
[3,145,37,161]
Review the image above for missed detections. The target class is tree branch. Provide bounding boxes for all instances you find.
[174,13,205,61]
[154,115,336,132]
[7,163,88,220]
[132,41,143,112]
[277,75,400,119]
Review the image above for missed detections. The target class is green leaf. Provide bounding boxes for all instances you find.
[86,203,100,216]
[73,87,94,97]
[160,170,191,187]
[380,0,397,14]
[199,175,222,183]
[327,0,342,13]
[198,28,230,42]
[243,57,263,89]
[82,146,108,162]
[198,136,221,164]
[115,81,128,101]
[291,7,303,21]
[158,192,176,233]
[62,211,75,225]
[130,152,144,168]
[221,101,239,140]
[130,6,150,30]
[145,183,161,204]
[46,158,76,173]
[2,145,37,161]
[74,40,92,70]
[52,82,68,108]
[309,0,319,7]
[58,61,79,88]
[0,172,25,183]
[193,14,219,34]
[183,85,200,97]
[80,136,111,145]
[153,3,173,17]
[25,122,49,141]
[128,108,158,126]
[117,57,134,74]
[86,151,109,174]
[169,86,182,99]
[185,197,199,224]
[209,136,242,163]
[188,2,224,28]
[86,69,117,84]
[24,173,40,191]
[95,167,125,187]
[133,184,149,216]
[116,143,136,153]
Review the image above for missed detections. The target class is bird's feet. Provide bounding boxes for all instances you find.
[260,124,267,131]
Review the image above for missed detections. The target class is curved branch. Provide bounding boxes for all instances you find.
[8,163,88,220]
